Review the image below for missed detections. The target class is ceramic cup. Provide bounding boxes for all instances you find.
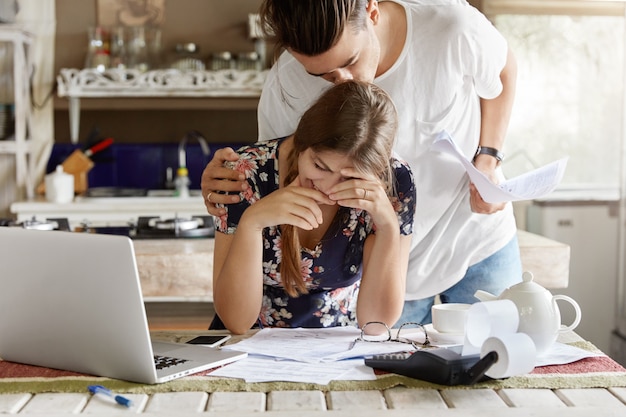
[431,303,471,334]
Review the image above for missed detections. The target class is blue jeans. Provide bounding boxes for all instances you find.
[394,235,522,326]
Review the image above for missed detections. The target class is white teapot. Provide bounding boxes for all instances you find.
[474,271,581,355]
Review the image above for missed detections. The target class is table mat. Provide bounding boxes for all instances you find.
[1,341,625,394]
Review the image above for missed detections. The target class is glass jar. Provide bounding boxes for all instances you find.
[85,26,110,72]
[109,26,127,70]
[147,27,163,69]
[126,26,149,72]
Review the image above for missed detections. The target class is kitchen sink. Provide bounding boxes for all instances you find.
[73,189,204,205]
[146,189,202,197]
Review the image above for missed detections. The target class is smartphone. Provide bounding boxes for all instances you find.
[185,334,231,348]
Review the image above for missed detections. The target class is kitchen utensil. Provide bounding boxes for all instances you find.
[38,138,112,196]
[84,137,113,157]
[474,271,582,354]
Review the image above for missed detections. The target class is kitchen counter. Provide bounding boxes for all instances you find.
[10,197,571,300]
[133,230,570,302]
[134,238,214,302]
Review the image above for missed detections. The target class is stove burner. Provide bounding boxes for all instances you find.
[21,218,57,230]
[135,216,214,239]
[151,217,200,231]
[0,217,71,231]
[1,216,213,239]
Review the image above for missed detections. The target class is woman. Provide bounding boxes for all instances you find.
[211,81,416,334]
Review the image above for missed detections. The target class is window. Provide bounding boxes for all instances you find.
[486,2,625,188]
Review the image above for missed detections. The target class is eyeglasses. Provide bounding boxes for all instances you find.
[354,321,431,349]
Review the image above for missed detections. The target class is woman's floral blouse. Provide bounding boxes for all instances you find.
[214,138,416,328]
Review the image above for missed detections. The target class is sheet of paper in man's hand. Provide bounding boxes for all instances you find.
[431,131,568,203]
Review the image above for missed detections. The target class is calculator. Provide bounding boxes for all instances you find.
[365,347,498,386]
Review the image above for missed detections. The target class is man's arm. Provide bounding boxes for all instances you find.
[471,48,517,214]
[200,148,247,216]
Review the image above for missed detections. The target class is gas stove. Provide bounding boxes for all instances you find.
[0,215,214,239]
[0,217,72,231]
[133,215,214,239]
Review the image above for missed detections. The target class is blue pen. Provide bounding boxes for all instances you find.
[87,385,133,407]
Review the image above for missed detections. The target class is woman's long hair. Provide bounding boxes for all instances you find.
[279,81,398,296]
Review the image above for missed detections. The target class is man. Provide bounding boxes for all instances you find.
[201,0,522,325]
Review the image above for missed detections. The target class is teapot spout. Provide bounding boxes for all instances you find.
[474,290,497,302]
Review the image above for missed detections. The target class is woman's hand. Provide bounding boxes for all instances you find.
[240,178,335,231]
[326,168,397,230]
[200,147,249,216]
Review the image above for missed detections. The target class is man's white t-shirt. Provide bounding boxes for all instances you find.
[256,0,517,300]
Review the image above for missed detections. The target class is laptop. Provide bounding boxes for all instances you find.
[0,227,246,384]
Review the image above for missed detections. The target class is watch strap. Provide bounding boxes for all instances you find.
[474,146,504,163]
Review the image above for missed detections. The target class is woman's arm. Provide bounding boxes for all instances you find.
[212,221,265,334]
[357,226,409,327]
[213,182,334,334]
[327,166,413,327]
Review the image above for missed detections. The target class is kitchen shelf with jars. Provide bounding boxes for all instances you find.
[0,25,36,199]
[56,67,268,144]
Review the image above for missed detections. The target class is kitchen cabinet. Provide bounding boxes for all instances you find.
[0,25,36,199]
[55,68,266,143]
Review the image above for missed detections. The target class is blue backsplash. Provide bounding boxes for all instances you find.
[47,143,247,190]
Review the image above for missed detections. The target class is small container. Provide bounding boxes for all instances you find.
[236,51,262,71]
[174,167,191,198]
[210,51,235,71]
[45,165,74,203]
[170,43,205,71]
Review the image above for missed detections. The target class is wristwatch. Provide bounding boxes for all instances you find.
[474,146,504,164]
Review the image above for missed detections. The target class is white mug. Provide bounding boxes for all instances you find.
[431,303,471,334]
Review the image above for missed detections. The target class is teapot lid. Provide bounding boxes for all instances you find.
[508,271,546,293]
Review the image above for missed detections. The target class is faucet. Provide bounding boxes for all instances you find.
[178,130,210,171]
[176,130,210,197]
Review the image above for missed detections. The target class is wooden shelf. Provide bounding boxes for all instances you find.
[56,68,266,143]
[53,95,260,111]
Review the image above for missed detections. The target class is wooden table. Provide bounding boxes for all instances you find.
[1,331,625,416]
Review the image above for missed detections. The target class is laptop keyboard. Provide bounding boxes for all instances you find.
[154,355,189,370]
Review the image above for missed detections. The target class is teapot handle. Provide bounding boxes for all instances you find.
[553,294,582,333]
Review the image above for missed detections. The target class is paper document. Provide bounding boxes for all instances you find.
[221,327,420,363]
[431,131,568,203]
[210,357,376,385]
[210,325,602,384]
[213,327,424,384]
